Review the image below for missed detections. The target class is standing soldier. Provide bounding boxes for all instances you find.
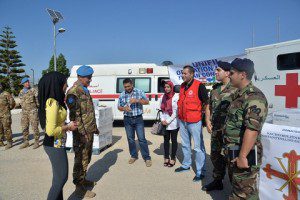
[66,65,99,199]
[19,77,40,149]
[225,58,268,199]
[0,83,16,150]
[202,61,237,191]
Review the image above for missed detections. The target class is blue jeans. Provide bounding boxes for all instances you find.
[124,115,151,160]
[179,120,206,176]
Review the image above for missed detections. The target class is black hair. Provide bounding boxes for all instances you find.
[38,72,67,129]
[123,78,133,85]
[183,65,195,74]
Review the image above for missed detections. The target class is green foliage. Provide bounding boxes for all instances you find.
[0,26,26,95]
[42,54,70,77]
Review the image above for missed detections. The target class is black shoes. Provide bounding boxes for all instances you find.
[193,175,205,182]
[202,179,223,191]
[175,166,190,173]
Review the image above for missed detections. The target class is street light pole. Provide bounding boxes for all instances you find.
[30,68,35,86]
[46,8,64,72]
[54,24,57,71]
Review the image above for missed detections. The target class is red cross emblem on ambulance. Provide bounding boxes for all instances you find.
[275,73,300,108]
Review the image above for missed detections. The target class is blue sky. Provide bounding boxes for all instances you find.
[1,0,300,81]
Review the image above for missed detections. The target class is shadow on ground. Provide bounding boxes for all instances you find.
[153,142,231,200]
[113,120,154,127]
[67,148,123,200]
[6,132,45,147]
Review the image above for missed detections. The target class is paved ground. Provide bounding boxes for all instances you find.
[0,113,231,200]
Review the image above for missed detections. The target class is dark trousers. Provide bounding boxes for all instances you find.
[210,130,226,180]
[44,146,68,200]
[163,128,179,160]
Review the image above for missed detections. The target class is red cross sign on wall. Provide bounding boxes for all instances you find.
[275,73,300,108]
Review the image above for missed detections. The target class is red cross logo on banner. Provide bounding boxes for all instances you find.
[263,150,300,200]
[275,73,300,108]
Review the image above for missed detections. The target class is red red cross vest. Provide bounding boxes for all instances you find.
[177,79,202,123]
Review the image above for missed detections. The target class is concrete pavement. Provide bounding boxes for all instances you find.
[0,113,231,200]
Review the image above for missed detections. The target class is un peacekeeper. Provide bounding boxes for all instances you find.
[0,83,16,150]
[224,58,268,200]
[19,77,40,149]
[202,61,237,191]
[66,65,99,199]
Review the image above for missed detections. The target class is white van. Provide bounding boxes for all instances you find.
[68,63,169,120]
[246,39,300,113]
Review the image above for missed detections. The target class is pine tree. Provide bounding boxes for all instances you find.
[42,54,70,77]
[0,26,25,95]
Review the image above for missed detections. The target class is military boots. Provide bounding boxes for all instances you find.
[19,140,29,149]
[75,184,96,199]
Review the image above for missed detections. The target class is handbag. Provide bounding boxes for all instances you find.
[151,110,166,136]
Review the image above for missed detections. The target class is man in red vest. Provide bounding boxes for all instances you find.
[175,65,209,182]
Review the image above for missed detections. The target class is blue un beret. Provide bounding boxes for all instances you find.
[217,61,231,71]
[231,58,255,75]
[21,77,29,84]
[76,65,94,77]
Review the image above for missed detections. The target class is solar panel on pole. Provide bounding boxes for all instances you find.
[46,9,58,21]
[54,11,64,20]
[46,8,64,72]
[46,8,63,24]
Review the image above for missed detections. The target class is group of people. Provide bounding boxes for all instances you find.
[40,66,99,199]
[0,77,40,150]
[118,58,268,200]
[0,57,268,200]
[0,66,99,199]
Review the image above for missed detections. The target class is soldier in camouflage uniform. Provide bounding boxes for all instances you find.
[202,61,237,192]
[19,77,40,149]
[224,58,268,200]
[0,83,16,150]
[66,65,99,199]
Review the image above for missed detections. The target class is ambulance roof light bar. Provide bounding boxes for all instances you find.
[146,68,153,74]
[139,68,153,74]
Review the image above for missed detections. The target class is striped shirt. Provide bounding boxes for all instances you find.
[118,88,147,117]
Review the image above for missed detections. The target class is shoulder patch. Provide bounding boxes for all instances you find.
[66,94,78,109]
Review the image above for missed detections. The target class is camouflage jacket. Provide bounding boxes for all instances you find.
[0,91,16,117]
[209,82,237,130]
[224,82,268,146]
[19,88,39,112]
[66,81,98,137]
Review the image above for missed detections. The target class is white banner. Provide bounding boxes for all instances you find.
[259,123,300,200]
[168,59,218,85]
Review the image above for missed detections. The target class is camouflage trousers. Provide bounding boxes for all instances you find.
[21,110,39,141]
[0,114,13,142]
[210,130,226,180]
[73,132,94,185]
[226,143,262,200]
[227,162,260,200]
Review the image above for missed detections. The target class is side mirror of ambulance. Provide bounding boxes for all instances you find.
[174,85,180,93]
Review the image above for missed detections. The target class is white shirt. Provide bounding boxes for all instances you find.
[159,94,179,130]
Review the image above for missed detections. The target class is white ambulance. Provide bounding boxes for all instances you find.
[68,63,169,120]
[246,39,300,113]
